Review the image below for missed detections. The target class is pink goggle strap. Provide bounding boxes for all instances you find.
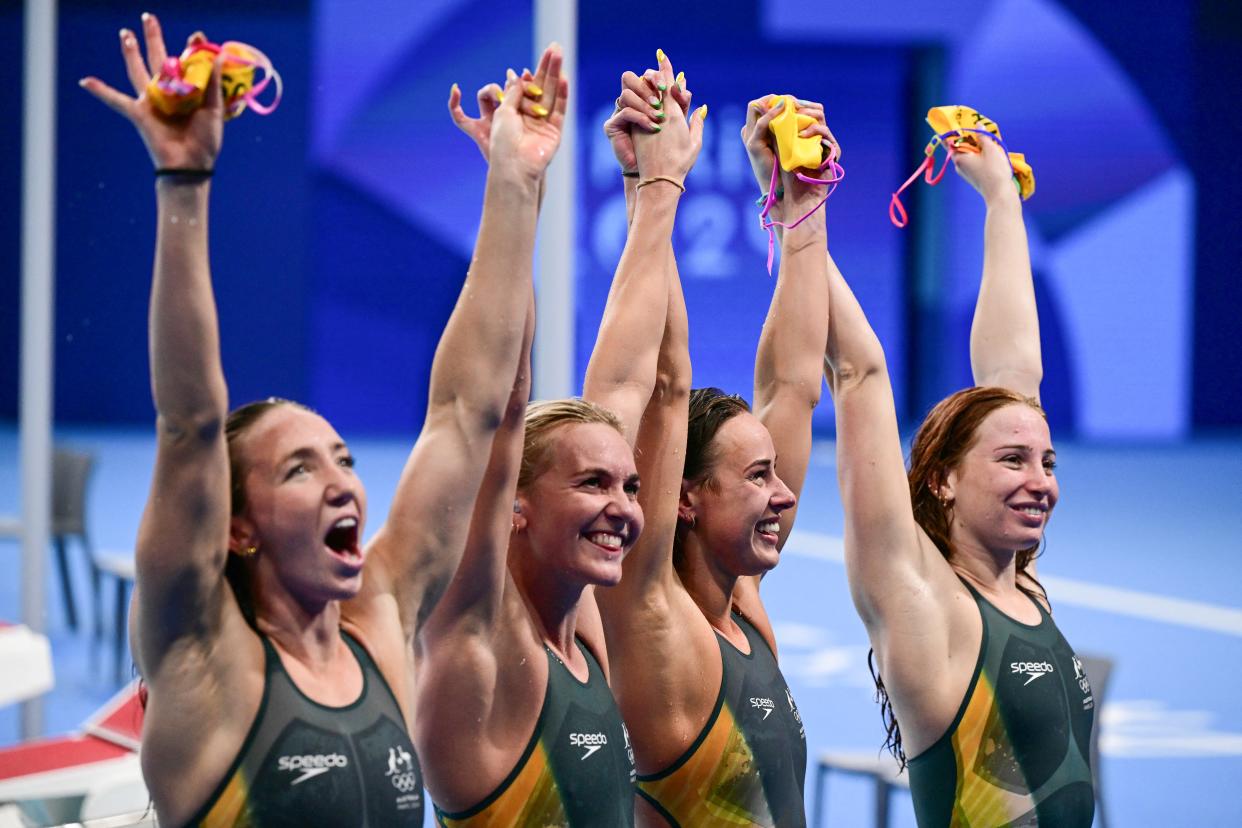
[219,42,283,116]
[758,142,845,274]
[889,128,1018,228]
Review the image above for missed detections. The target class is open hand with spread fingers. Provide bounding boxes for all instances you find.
[79,13,224,172]
[485,42,568,180]
[449,46,566,166]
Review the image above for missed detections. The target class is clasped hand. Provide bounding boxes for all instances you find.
[605,51,705,184]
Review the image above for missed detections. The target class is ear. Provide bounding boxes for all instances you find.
[229,515,258,554]
[678,480,697,525]
[512,495,530,533]
[934,469,958,505]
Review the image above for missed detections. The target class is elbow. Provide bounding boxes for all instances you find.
[653,360,692,403]
[156,409,226,449]
[426,386,508,439]
[756,373,823,414]
[828,352,889,396]
[974,367,1042,399]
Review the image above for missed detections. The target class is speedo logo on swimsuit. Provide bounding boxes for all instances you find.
[1010,661,1055,685]
[277,752,349,785]
[750,696,775,719]
[570,732,607,760]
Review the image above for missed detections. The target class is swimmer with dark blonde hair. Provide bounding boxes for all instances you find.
[414,53,705,826]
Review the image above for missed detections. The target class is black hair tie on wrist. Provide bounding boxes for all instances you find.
[155,167,214,179]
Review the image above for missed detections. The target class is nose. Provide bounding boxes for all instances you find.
[1026,466,1054,496]
[772,473,796,512]
[325,464,360,507]
[604,486,643,529]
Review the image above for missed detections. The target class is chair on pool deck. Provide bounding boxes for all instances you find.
[0,448,98,636]
[93,548,137,685]
[811,654,1114,828]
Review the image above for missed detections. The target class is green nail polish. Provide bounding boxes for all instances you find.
[655,111,666,120]
[652,125,662,132]
[658,82,667,91]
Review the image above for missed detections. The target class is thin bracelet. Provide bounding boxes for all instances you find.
[621,170,639,178]
[635,175,685,193]
[155,168,214,179]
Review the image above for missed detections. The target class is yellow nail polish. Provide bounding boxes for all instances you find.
[532,103,549,118]
[676,71,685,88]
[699,104,708,120]
[496,90,504,102]
[450,82,459,93]
[525,83,544,98]
[656,48,667,64]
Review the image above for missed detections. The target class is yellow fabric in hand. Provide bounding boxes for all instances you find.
[925,105,1035,199]
[767,94,822,172]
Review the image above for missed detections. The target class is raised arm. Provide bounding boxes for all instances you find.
[353,47,565,644]
[747,97,833,550]
[957,138,1042,398]
[823,255,938,630]
[414,296,537,807]
[82,17,234,675]
[584,54,704,445]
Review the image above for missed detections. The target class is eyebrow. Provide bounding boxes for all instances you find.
[995,445,1057,456]
[279,442,348,466]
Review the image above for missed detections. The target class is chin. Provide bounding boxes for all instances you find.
[329,573,364,602]
[594,567,625,588]
[583,560,624,588]
[746,546,781,575]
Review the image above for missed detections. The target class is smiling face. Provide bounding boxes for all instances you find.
[230,404,368,607]
[685,411,796,577]
[516,421,643,588]
[940,403,1058,557]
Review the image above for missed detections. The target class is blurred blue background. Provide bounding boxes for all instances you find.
[1,0,1238,438]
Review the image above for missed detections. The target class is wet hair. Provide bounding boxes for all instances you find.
[673,388,752,564]
[518,398,624,492]
[682,388,752,488]
[875,386,1051,768]
[223,397,315,627]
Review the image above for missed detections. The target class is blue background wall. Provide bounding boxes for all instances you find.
[1,0,1239,437]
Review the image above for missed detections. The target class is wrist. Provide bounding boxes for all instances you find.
[982,180,1022,210]
[983,185,1022,214]
[486,164,543,199]
[155,174,211,197]
[780,215,826,251]
[633,179,682,214]
[635,175,685,195]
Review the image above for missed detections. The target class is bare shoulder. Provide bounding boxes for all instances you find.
[415,594,548,813]
[606,584,722,775]
[867,550,984,759]
[138,600,266,825]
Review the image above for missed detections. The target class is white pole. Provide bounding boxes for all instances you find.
[533,0,577,400]
[20,0,58,738]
